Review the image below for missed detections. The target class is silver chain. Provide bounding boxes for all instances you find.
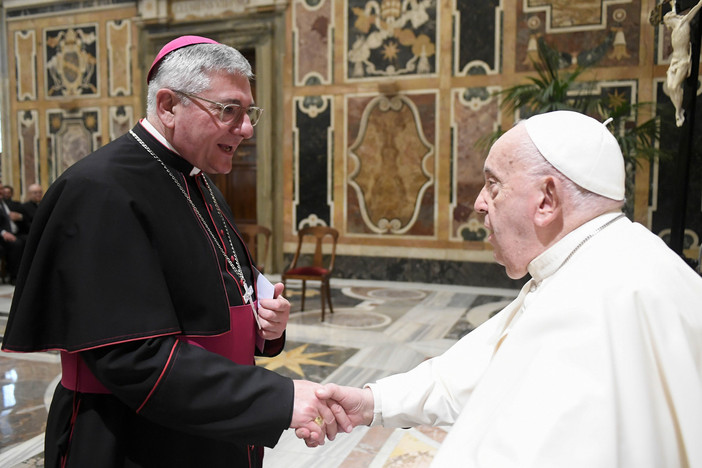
[129,129,252,300]
[200,175,242,275]
[558,213,626,271]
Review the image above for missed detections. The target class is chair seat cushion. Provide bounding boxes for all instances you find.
[285,266,330,276]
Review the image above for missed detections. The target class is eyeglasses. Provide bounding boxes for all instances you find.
[173,90,263,127]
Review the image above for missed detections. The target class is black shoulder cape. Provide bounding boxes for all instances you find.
[2,124,251,352]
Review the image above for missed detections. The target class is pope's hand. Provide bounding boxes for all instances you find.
[290,380,339,447]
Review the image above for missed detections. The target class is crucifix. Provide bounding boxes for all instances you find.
[650,0,702,260]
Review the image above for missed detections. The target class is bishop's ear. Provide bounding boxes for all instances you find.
[534,176,560,227]
[155,89,178,128]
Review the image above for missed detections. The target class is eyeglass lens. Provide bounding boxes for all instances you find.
[222,104,262,127]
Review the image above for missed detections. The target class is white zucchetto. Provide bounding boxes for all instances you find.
[523,111,626,201]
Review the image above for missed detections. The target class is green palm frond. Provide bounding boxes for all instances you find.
[476,39,666,172]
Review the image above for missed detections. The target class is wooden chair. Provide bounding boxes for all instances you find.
[237,223,272,273]
[282,226,339,321]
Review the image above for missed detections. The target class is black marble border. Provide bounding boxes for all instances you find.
[284,253,526,290]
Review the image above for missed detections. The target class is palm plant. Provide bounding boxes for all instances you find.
[477,39,668,171]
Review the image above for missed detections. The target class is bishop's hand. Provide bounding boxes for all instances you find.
[290,380,340,447]
[256,282,290,340]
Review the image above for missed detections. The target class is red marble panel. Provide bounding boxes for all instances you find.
[294,0,333,85]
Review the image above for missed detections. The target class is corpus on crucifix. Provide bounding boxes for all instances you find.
[662,0,702,126]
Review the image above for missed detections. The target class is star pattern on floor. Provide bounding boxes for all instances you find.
[256,344,336,377]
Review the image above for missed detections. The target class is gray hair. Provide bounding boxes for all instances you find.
[514,121,625,214]
[146,42,253,116]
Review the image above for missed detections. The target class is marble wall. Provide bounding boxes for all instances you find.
[285,0,700,282]
[3,2,140,198]
[1,0,699,285]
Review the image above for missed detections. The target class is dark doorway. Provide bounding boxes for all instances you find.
[211,48,257,225]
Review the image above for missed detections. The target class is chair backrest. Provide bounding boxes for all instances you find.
[237,223,272,271]
[289,226,339,272]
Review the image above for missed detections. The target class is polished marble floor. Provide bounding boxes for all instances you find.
[0,278,519,467]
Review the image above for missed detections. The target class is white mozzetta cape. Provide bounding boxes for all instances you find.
[370,213,702,467]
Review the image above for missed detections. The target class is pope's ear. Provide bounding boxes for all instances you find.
[155,89,178,128]
[534,176,560,227]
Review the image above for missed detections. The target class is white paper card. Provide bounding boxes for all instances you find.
[257,273,275,300]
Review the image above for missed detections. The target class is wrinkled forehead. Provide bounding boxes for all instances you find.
[484,124,530,177]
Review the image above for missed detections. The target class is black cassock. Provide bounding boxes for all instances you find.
[1,123,293,467]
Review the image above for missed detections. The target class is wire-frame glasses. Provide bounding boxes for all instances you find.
[173,90,263,127]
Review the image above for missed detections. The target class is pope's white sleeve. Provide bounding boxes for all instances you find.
[367,313,503,428]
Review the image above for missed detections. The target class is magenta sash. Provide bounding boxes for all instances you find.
[176,302,257,365]
[61,302,258,393]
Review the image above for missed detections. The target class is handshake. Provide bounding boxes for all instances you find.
[290,381,375,446]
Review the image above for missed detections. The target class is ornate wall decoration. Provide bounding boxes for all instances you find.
[107,20,132,97]
[518,0,639,71]
[14,30,37,101]
[293,95,334,230]
[450,87,500,241]
[138,0,163,20]
[45,25,99,97]
[18,110,40,189]
[109,105,134,141]
[169,0,288,21]
[346,0,437,79]
[47,108,101,181]
[294,0,333,86]
[452,0,502,76]
[347,94,435,235]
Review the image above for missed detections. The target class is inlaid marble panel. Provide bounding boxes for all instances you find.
[107,19,132,96]
[517,0,639,71]
[346,94,436,236]
[14,30,37,101]
[18,110,40,190]
[294,0,333,86]
[109,105,134,140]
[451,87,500,241]
[293,95,333,230]
[44,25,99,97]
[346,0,437,79]
[169,0,286,20]
[47,108,101,180]
[452,0,502,75]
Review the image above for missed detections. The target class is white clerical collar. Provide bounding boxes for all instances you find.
[528,212,626,284]
[139,118,202,176]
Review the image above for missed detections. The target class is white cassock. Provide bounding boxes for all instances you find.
[368,212,702,467]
